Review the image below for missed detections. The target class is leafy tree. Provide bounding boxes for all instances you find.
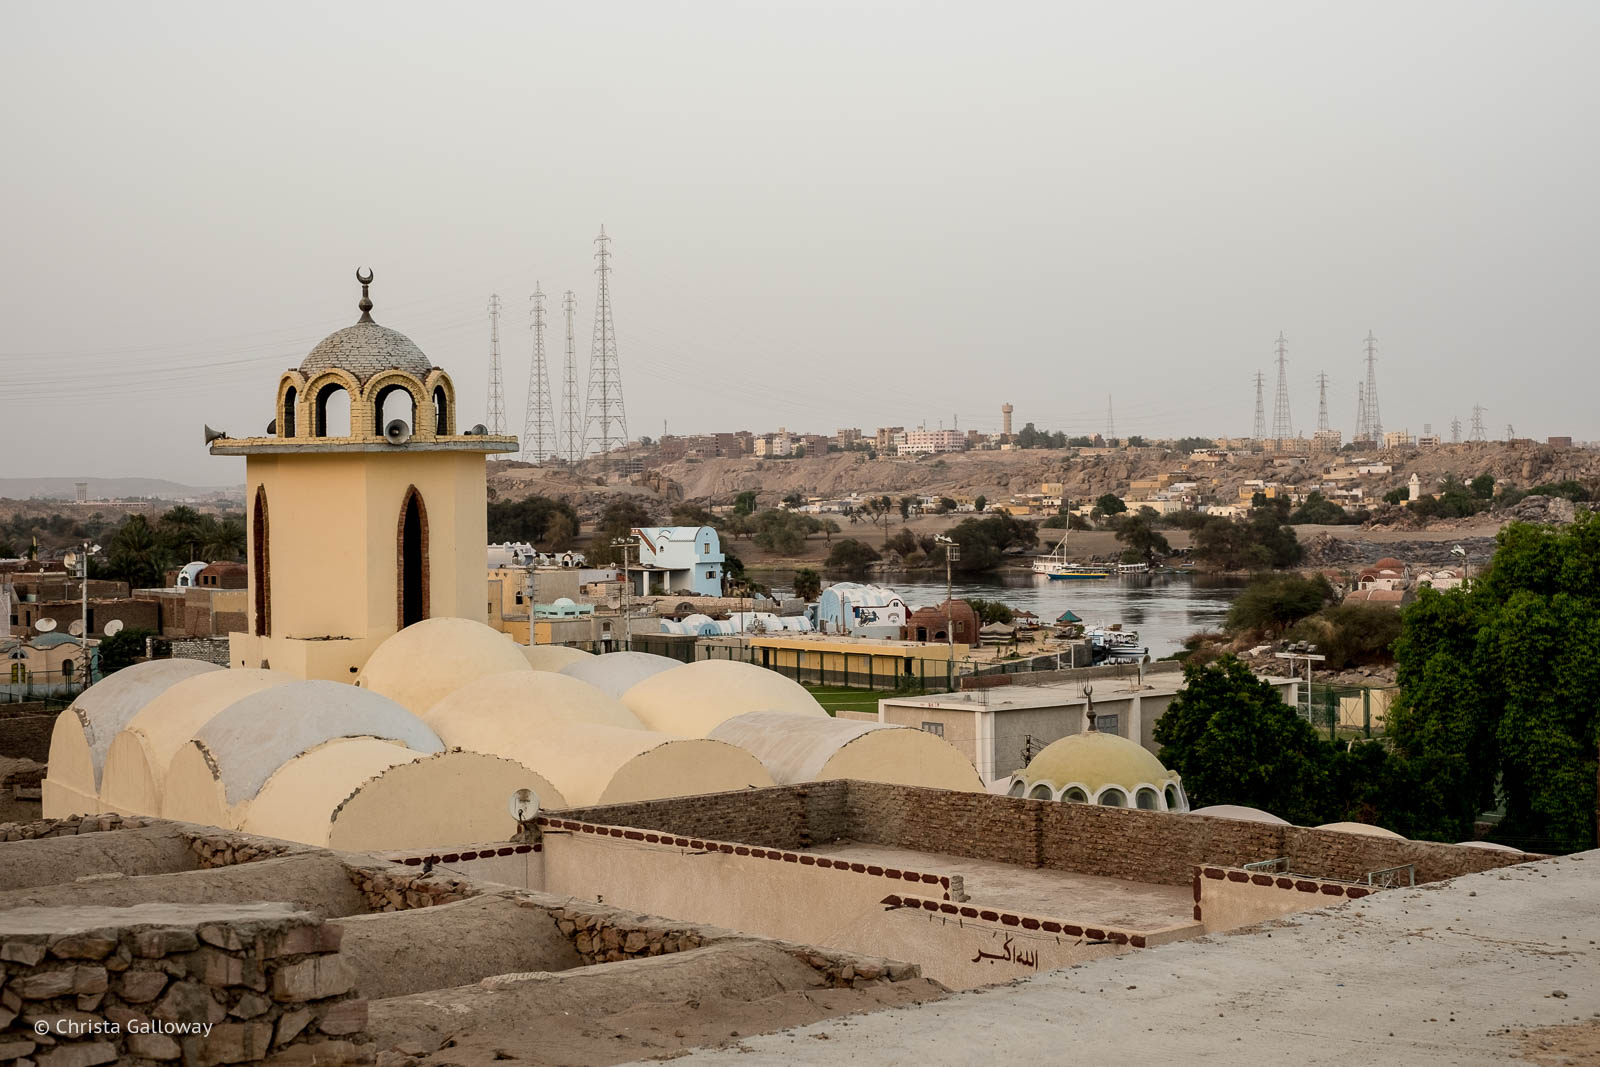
[96,628,167,675]
[1525,480,1591,502]
[782,492,806,509]
[1068,513,1092,531]
[1470,474,1496,500]
[0,539,16,558]
[1383,486,1409,505]
[1225,573,1334,636]
[945,512,1039,573]
[544,512,578,551]
[936,497,957,514]
[1175,437,1216,452]
[733,491,759,516]
[1288,601,1403,669]
[1095,493,1127,516]
[1388,513,1600,851]
[586,499,656,565]
[825,538,880,579]
[974,495,987,513]
[886,529,919,557]
[792,568,822,601]
[1126,435,1147,447]
[862,495,896,546]
[1191,511,1302,571]
[1288,491,1352,526]
[104,515,172,589]
[963,597,1014,625]
[898,495,917,522]
[487,495,581,545]
[1152,656,1329,824]
[748,509,820,555]
[670,502,714,526]
[1113,513,1170,564]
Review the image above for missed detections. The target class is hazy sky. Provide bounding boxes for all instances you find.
[4,1,1597,485]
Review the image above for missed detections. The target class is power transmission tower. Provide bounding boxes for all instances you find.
[1362,331,1382,442]
[1470,405,1486,442]
[1106,395,1115,441]
[1316,372,1330,433]
[1271,332,1293,441]
[521,284,555,462]
[1252,373,1266,441]
[1505,423,1515,442]
[583,225,628,464]
[1355,383,1367,444]
[560,291,582,463]
[486,295,506,435]
[1450,416,1462,444]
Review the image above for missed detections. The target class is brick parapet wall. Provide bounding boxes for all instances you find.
[1,814,155,843]
[560,781,849,851]
[0,904,369,1066]
[1193,864,1377,927]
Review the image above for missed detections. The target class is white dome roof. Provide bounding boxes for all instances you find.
[559,651,682,700]
[1190,805,1289,825]
[620,659,827,735]
[1315,821,1405,839]
[357,617,531,716]
[423,670,644,736]
[519,644,595,672]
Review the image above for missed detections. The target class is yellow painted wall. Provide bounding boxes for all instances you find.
[233,449,489,680]
[748,636,964,680]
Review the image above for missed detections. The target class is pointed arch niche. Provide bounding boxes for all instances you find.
[396,487,430,630]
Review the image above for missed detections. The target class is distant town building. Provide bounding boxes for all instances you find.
[1312,429,1343,452]
[874,427,905,455]
[1001,403,1013,437]
[629,526,725,597]
[835,428,862,450]
[1382,430,1414,450]
[1549,436,1573,448]
[900,428,965,455]
[1416,433,1442,448]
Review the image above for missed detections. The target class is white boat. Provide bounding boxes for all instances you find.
[1087,626,1148,663]
[1032,531,1110,580]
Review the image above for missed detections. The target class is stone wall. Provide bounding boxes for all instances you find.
[168,638,232,667]
[0,814,153,843]
[561,782,849,852]
[0,704,56,763]
[0,902,369,1066]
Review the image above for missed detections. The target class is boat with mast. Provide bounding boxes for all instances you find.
[1031,530,1110,580]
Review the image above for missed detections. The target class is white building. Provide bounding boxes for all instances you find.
[815,583,908,638]
[629,526,725,597]
[901,428,965,454]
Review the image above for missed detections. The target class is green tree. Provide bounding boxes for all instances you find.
[1225,573,1334,636]
[670,502,714,526]
[156,506,206,560]
[586,500,656,565]
[1470,474,1495,500]
[1174,437,1216,452]
[1288,491,1351,525]
[945,512,1039,573]
[1383,486,1409,505]
[733,491,759,516]
[1113,513,1170,564]
[96,628,167,675]
[1152,656,1329,824]
[1525,480,1591,502]
[1288,601,1403,669]
[936,497,957,514]
[1191,512,1303,571]
[782,492,806,509]
[898,495,917,522]
[974,495,987,513]
[963,597,1015,625]
[544,512,578,551]
[1389,513,1600,851]
[487,495,581,545]
[825,538,881,579]
[792,567,822,601]
[104,515,172,589]
[863,495,896,546]
[1095,493,1127,516]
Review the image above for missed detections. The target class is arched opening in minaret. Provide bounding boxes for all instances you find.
[433,386,449,436]
[314,383,351,437]
[397,487,429,630]
[281,386,297,438]
[252,486,271,637]
[374,385,416,437]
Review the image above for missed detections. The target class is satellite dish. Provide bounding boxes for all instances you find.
[384,419,412,446]
[104,620,124,637]
[508,788,541,824]
[34,618,57,633]
[204,425,228,444]
[267,418,278,436]
[67,620,85,637]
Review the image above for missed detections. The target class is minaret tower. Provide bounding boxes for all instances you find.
[210,270,517,680]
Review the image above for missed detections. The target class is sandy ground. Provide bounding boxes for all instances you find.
[661,853,1600,1067]
[369,940,946,1066]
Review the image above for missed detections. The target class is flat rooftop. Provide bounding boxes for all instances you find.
[667,852,1600,1067]
[808,842,1194,931]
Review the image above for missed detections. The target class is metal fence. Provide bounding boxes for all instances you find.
[698,643,954,693]
[1296,683,1397,739]
[1,668,89,703]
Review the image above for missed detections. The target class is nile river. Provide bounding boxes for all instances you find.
[754,569,1249,659]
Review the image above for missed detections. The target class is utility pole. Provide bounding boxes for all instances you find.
[1362,332,1382,442]
[611,537,634,652]
[68,541,99,692]
[1271,332,1293,442]
[521,284,555,462]
[561,291,581,463]
[486,295,506,435]
[584,226,628,466]
[1252,373,1266,442]
[935,534,960,690]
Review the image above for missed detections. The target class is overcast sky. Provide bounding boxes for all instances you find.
[3,1,1597,485]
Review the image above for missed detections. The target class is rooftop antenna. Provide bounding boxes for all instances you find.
[583,225,629,467]
[486,295,506,435]
[561,291,582,463]
[521,284,555,462]
[1252,372,1267,442]
[1271,332,1293,441]
[1363,331,1382,442]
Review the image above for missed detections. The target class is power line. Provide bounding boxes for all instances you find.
[1271,332,1293,441]
[583,226,629,465]
[485,294,506,435]
[521,284,555,463]
[1470,405,1487,442]
[561,291,583,463]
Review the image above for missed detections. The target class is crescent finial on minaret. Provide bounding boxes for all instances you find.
[356,268,375,322]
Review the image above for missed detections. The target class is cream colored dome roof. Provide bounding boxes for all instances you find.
[559,651,682,699]
[1191,804,1288,825]
[422,670,644,736]
[358,618,531,717]
[619,659,826,736]
[1018,731,1176,793]
[1315,821,1405,839]
[708,711,982,791]
[520,644,595,672]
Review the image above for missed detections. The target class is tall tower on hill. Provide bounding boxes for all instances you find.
[1361,332,1382,443]
[521,284,555,462]
[583,226,628,462]
[209,269,516,680]
[1252,373,1266,441]
[561,291,582,463]
[486,294,506,435]
[1316,372,1330,433]
[1271,333,1293,441]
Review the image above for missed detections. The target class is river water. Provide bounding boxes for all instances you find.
[753,569,1249,659]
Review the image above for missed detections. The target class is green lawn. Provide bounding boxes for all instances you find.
[803,684,945,716]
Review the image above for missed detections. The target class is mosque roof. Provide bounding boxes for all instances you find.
[1019,730,1177,793]
[299,321,432,384]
